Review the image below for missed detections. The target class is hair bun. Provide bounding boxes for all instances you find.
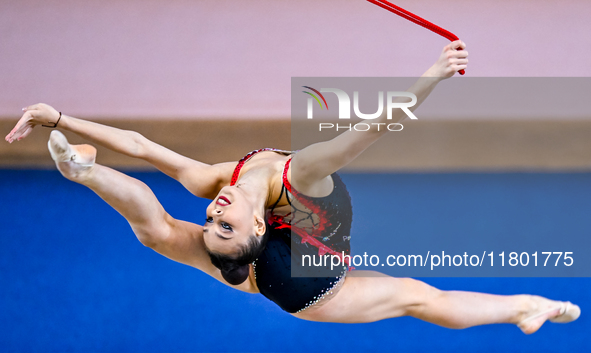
[221,264,250,285]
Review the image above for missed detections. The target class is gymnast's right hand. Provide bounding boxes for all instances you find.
[5,103,61,143]
[427,40,468,79]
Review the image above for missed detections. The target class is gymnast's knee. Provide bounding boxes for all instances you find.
[398,278,442,317]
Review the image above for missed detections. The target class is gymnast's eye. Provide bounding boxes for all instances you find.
[206,217,213,223]
[221,222,233,231]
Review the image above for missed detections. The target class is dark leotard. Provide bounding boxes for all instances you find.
[230,149,352,313]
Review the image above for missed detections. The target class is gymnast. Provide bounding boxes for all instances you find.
[5,41,580,334]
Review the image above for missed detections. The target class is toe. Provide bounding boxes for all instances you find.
[550,302,581,323]
[48,130,71,162]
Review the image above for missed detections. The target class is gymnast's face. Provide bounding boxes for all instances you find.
[202,186,262,255]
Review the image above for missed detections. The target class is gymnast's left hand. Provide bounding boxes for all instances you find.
[5,103,61,143]
[427,40,469,79]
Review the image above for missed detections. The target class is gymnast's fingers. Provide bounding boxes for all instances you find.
[443,40,461,53]
[450,47,468,56]
[452,64,468,72]
[450,40,466,51]
[451,58,469,65]
[5,111,34,143]
[17,125,35,141]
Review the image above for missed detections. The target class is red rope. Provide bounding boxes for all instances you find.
[367,0,466,75]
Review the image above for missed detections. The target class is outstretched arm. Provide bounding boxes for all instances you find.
[5,104,226,199]
[292,41,468,193]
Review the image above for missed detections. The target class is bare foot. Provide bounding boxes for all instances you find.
[517,296,580,334]
[48,130,97,182]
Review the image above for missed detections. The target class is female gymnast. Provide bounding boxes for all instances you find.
[5,41,580,334]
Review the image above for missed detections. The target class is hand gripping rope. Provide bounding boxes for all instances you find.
[367,0,466,75]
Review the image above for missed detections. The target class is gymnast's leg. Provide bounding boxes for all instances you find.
[46,130,243,286]
[294,271,579,334]
[47,130,172,247]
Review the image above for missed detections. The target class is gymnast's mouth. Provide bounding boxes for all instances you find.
[216,196,231,206]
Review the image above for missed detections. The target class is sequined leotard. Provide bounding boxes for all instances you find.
[230,148,352,313]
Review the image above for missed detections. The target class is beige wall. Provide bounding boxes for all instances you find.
[3,119,591,172]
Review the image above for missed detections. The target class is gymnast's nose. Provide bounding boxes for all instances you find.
[214,208,223,215]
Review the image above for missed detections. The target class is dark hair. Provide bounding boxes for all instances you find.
[206,226,271,285]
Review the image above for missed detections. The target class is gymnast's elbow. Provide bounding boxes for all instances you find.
[125,130,148,159]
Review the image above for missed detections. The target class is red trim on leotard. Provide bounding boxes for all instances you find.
[230,150,349,264]
[230,148,278,186]
[281,158,350,264]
